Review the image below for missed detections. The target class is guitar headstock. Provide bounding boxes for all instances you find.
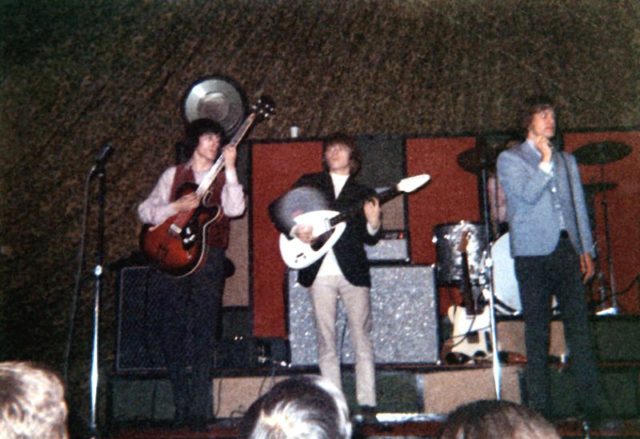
[397,174,431,193]
[251,95,276,123]
[457,231,470,253]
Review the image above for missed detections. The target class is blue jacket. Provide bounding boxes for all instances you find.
[497,140,594,258]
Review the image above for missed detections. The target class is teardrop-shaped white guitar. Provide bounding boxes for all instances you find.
[279,174,430,269]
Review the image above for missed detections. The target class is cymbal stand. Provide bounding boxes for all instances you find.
[478,165,502,399]
[478,250,502,399]
[597,163,619,315]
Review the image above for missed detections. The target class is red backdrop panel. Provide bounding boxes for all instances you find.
[564,131,640,313]
[251,141,322,337]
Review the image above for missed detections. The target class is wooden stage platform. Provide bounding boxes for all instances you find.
[106,360,640,438]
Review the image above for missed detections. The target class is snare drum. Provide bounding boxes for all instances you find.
[433,221,488,286]
[490,233,521,315]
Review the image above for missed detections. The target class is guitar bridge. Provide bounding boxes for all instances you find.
[169,223,183,236]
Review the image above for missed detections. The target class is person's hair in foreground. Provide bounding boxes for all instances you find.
[438,399,560,439]
[0,361,68,439]
[238,375,352,439]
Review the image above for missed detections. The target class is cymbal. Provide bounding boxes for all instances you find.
[457,146,505,173]
[583,182,618,194]
[574,141,631,165]
[182,75,247,137]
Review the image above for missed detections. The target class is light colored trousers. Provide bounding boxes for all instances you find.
[309,275,377,406]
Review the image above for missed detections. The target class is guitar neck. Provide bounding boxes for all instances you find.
[328,186,399,227]
[195,113,256,198]
[459,252,476,315]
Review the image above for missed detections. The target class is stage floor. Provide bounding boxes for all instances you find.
[108,415,640,438]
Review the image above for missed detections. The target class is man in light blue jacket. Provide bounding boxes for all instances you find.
[497,96,606,420]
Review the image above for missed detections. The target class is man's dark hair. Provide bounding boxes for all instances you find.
[520,95,555,133]
[183,118,227,154]
[321,133,362,175]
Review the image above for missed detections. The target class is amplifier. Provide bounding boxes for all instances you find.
[287,265,440,366]
[365,230,410,263]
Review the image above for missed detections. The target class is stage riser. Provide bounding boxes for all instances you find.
[110,376,292,421]
[497,320,566,358]
[498,316,640,362]
[109,365,640,424]
[421,366,523,414]
[109,371,422,422]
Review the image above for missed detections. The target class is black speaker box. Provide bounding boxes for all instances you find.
[116,266,166,372]
[116,266,272,372]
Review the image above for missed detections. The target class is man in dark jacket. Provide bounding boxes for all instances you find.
[271,133,381,418]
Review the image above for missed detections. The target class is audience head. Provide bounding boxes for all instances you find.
[238,375,352,439]
[0,361,68,439]
[438,399,560,439]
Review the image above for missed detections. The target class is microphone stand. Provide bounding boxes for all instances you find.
[598,162,619,314]
[88,160,105,437]
[87,143,112,437]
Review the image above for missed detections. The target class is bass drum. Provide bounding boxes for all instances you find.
[433,221,488,286]
[490,233,521,315]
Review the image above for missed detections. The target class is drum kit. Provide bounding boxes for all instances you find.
[433,137,631,396]
[434,138,632,316]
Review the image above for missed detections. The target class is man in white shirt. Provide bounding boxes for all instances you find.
[138,118,245,431]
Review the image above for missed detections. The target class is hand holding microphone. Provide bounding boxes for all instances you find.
[534,135,553,163]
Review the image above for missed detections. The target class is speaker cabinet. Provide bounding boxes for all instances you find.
[116,266,268,372]
[287,265,440,366]
[116,266,166,372]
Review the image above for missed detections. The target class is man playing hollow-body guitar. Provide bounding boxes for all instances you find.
[137,118,245,431]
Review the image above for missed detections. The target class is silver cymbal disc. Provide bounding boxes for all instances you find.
[182,76,247,136]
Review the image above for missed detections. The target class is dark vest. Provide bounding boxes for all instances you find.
[169,164,230,249]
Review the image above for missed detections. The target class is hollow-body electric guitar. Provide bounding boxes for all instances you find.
[278,174,430,269]
[139,96,275,277]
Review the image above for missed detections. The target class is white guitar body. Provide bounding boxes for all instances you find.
[277,174,430,270]
[447,305,492,358]
[279,210,347,269]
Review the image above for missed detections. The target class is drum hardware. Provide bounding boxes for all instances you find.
[433,221,488,287]
[456,135,512,174]
[574,141,631,315]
